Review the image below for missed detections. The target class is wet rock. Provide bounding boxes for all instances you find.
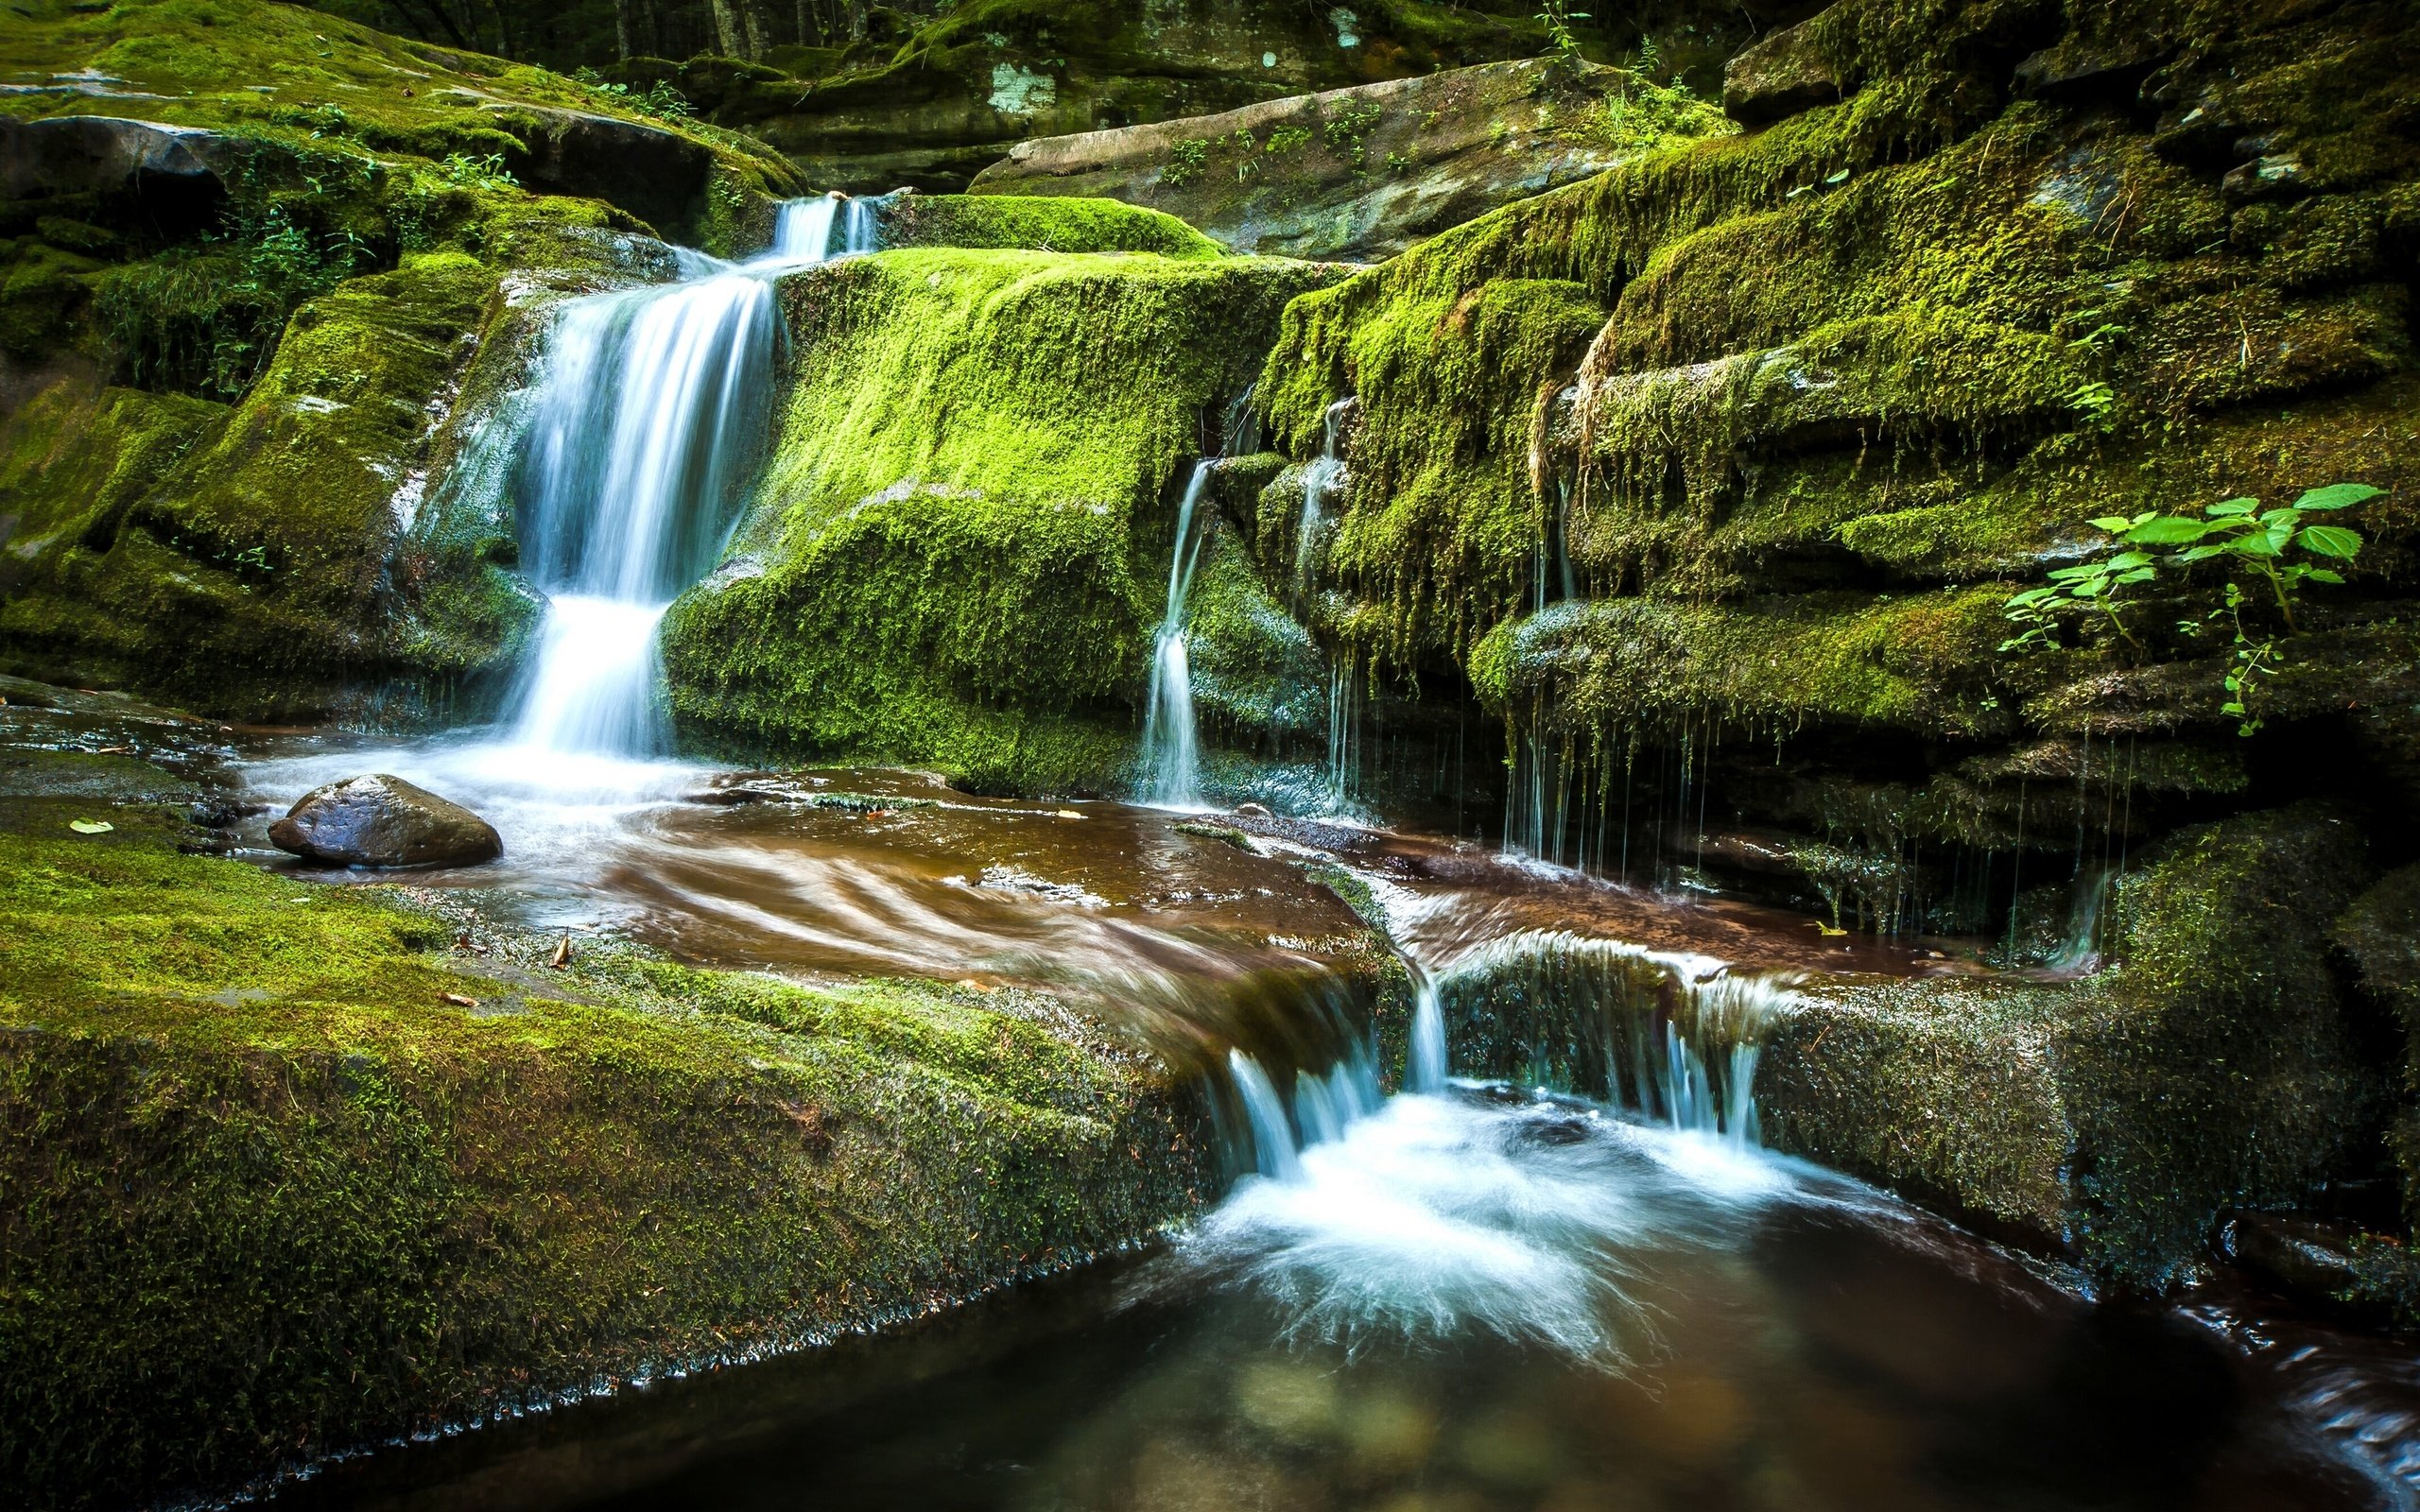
[1759,805,2383,1288]
[2227,1213,2365,1302]
[2221,152,2307,201]
[1722,19,1841,128]
[269,774,502,869]
[2011,34,2169,103]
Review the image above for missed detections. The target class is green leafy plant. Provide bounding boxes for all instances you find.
[1265,125,1312,155]
[2002,483,2377,734]
[572,68,695,122]
[1162,138,1207,188]
[1536,1,1589,61]
[439,151,518,191]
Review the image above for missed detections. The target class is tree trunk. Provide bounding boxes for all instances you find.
[615,0,635,60]
[709,0,743,58]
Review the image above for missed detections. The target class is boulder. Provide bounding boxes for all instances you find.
[484,103,720,240]
[268,773,502,868]
[0,113,238,199]
[1721,18,1841,127]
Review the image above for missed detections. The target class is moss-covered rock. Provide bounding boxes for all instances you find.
[0,742,1213,1510]
[660,243,1341,792]
[0,0,811,721]
[1759,804,2386,1289]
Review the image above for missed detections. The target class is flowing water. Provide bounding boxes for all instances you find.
[1139,460,1219,811]
[223,198,2420,1511]
[501,193,875,761]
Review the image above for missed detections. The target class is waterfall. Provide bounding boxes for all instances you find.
[1229,1049,1305,1181]
[1428,931,1793,1145]
[1407,968,1446,1094]
[1294,397,1351,593]
[503,196,869,760]
[1138,460,1219,810]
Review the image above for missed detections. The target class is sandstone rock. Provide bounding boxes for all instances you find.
[968,59,1721,261]
[269,774,502,868]
[1722,19,1841,128]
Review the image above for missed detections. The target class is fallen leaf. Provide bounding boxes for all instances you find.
[67,819,112,834]
[441,992,479,1008]
[1056,809,1082,819]
[548,933,573,970]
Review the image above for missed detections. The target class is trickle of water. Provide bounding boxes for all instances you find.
[1138,460,1219,810]
[1406,968,1447,1094]
[501,195,870,762]
[1294,396,1352,593]
[1229,1049,1304,1181]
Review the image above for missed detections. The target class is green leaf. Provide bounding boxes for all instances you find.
[2296,524,2363,558]
[2175,544,2226,563]
[2126,516,2212,544]
[2115,567,2155,584]
[2307,568,2346,584]
[2107,551,2153,569]
[2204,497,2258,517]
[2233,529,2283,558]
[67,819,112,834]
[2258,507,2299,527]
[2088,516,2135,532]
[2293,482,2381,511]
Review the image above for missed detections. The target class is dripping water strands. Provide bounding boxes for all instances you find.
[505,193,881,764]
[1197,922,1802,1365]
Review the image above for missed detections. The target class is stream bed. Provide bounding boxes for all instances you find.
[223,732,2420,1512]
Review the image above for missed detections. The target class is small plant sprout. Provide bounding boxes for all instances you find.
[1536,0,1589,61]
[2001,483,2377,735]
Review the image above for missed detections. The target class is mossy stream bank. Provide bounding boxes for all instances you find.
[0,704,1220,1510]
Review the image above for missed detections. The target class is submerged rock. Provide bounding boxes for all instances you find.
[269,774,502,868]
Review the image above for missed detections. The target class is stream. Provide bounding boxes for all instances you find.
[222,736,2420,1512]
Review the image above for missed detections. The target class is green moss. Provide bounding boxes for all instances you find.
[878,194,1226,259]
[1476,586,2019,741]
[0,751,1208,1509]
[1762,805,2384,1287]
[1184,527,1327,740]
[2061,805,2383,1286]
[661,247,1339,790]
[0,253,534,712]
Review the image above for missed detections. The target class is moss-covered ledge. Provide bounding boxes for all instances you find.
[1757,803,2387,1291]
[0,755,1214,1511]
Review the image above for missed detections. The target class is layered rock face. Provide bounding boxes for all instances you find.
[968,58,1735,261]
[1237,0,2420,1283]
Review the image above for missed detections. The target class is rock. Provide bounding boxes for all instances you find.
[2222,151,2307,201]
[0,113,239,199]
[969,59,1724,261]
[2010,35,2169,102]
[1234,801,1275,818]
[268,774,502,868]
[1722,19,1841,128]
[1756,805,2383,1288]
[485,103,723,239]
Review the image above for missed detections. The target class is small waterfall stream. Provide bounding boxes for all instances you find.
[1138,460,1218,810]
[505,194,876,760]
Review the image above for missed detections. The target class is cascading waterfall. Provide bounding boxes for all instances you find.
[1138,461,1219,809]
[504,195,876,760]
